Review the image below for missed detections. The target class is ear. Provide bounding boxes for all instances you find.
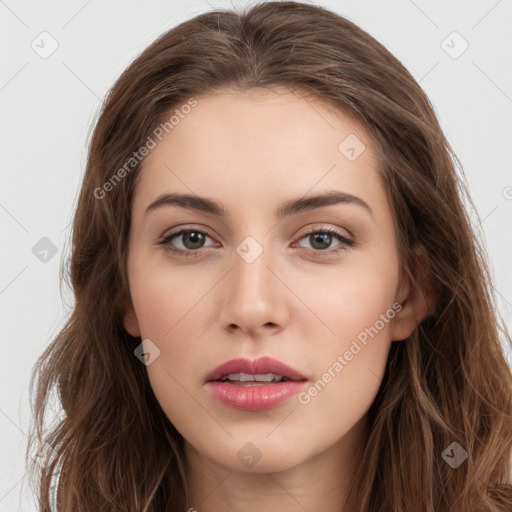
[120,296,141,337]
[391,243,437,342]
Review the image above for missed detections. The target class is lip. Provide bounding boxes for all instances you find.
[205,356,308,412]
[206,356,306,383]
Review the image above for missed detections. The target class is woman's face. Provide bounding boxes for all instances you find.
[123,87,417,474]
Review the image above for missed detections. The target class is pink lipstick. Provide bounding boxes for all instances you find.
[206,356,307,411]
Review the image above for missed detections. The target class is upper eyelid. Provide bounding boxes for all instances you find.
[160,223,351,236]
[161,226,217,242]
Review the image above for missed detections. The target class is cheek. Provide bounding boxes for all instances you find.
[126,260,216,432]
[294,273,397,447]
[128,255,211,340]
[292,247,398,417]
[294,244,400,353]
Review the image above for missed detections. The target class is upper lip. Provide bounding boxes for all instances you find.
[206,356,307,382]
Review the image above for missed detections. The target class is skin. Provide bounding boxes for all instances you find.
[123,86,431,512]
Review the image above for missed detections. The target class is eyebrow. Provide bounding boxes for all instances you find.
[144,190,373,219]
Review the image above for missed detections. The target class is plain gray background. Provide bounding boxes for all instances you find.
[1,0,511,509]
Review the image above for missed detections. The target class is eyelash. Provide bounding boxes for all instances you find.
[157,226,355,258]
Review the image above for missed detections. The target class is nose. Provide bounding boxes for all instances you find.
[218,242,290,336]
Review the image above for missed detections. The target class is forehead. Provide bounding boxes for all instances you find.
[133,87,390,221]
[149,86,369,160]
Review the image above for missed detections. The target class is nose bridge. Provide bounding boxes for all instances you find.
[231,235,274,307]
[220,233,287,333]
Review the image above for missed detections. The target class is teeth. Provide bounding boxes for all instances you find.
[221,372,284,382]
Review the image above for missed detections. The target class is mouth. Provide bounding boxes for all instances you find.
[205,356,308,411]
[206,356,307,384]
[216,372,295,385]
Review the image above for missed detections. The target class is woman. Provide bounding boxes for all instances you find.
[27,1,512,511]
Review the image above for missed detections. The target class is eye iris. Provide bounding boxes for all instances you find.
[310,232,332,250]
[183,231,205,250]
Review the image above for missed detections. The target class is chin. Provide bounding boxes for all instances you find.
[208,436,309,473]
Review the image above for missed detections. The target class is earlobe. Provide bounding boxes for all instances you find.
[121,298,141,337]
[391,244,437,342]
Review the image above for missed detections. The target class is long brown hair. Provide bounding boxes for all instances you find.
[26,1,512,510]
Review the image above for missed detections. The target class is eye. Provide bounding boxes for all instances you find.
[294,227,354,256]
[157,228,216,257]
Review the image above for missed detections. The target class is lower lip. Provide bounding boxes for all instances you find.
[207,380,307,411]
